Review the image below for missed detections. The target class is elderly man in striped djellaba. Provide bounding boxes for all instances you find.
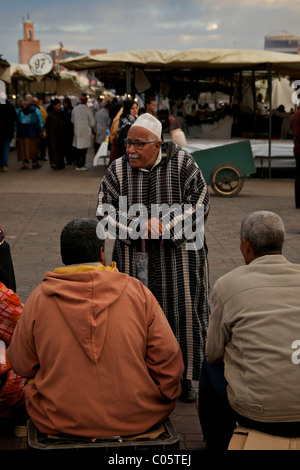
[96,113,210,402]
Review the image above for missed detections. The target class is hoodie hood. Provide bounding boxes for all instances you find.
[22,103,38,115]
[41,263,129,364]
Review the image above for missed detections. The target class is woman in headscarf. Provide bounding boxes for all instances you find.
[62,97,74,165]
[108,102,123,164]
[116,99,139,158]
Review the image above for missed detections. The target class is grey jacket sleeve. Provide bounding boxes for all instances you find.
[205,283,231,363]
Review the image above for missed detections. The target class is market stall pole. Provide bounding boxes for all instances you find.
[126,63,131,96]
[267,64,273,179]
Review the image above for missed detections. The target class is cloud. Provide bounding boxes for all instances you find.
[206,23,218,32]
[211,0,300,9]
[60,25,92,33]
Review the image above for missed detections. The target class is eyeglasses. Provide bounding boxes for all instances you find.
[124,139,157,150]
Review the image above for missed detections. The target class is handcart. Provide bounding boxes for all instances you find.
[190,140,256,197]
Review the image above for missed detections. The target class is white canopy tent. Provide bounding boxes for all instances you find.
[61,48,300,77]
[0,64,99,96]
[0,63,35,83]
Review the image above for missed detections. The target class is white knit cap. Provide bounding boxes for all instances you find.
[130,113,162,139]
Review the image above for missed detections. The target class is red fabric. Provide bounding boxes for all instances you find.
[0,282,23,344]
[0,282,25,409]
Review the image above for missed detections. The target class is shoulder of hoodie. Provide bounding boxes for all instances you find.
[24,269,160,310]
[27,104,40,114]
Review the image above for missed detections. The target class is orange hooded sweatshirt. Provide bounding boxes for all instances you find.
[7,263,184,438]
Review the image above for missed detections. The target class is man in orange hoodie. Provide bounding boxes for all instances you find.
[7,218,184,439]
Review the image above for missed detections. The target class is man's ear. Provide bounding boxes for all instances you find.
[99,246,106,266]
[155,140,162,151]
[240,237,255,265]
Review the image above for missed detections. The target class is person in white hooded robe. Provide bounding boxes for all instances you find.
[71,95,95,171]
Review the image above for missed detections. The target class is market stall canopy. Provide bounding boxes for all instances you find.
[0,65,99,94]
[27,70,98,95]
[61,48,300,77]
[0,63,35,83]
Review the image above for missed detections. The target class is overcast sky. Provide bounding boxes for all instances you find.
[1,0,300,64]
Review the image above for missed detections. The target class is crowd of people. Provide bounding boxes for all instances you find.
[0,93,95,172]
[0,92,177,173]
[1,94,300,450]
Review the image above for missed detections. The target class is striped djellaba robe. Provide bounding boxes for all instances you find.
[96,141,210,381]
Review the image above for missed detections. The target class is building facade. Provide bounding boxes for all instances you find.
[264,31,300,55]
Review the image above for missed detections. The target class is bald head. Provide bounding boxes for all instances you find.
[25,94,33,103]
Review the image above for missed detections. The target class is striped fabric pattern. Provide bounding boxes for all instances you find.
[97,144,210,380]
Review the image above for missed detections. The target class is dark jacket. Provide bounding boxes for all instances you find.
[0,241,16,292]
[0,102,17,139]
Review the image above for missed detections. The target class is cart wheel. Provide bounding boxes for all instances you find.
[210,164,244,197]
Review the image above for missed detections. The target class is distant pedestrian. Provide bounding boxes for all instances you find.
[33,97,47,162]
[94,100,111,154]
[62,97,74,165]
[144,97,157,117]
[71,95,95,171]
[16,94,44,170]
[0,99,17,172]
[116,99,138,158]
[290,106,300,209]
[45,99,66,170]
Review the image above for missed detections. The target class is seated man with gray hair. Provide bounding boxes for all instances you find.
[198,211,300,450]
[7,218,184,439]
